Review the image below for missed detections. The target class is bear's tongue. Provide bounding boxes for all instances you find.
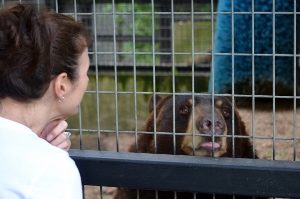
[201,142,220,150]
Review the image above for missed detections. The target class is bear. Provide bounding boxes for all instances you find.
[113,94,267,199]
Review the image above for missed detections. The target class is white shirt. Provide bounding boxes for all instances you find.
[0,117,82,199]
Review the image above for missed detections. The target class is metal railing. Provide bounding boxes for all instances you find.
[70,149,300,198]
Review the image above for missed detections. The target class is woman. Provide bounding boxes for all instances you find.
[0,3,90,199]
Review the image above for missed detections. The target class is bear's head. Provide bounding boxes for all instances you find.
[134,95,254,158]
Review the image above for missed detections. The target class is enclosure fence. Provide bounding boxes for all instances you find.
[3,0,300,198]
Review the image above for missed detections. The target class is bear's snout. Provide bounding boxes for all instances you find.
[199,115,226,136]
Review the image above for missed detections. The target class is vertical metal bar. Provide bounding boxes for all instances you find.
[171,0,176,155]
[191,3,197,199]
[171,1,177,198]
[272,0,276,160]
[71,0,82,151]
[131,8,141,198]
[37,0,40,10]
[231,0,235,158]
[191,0,196,158]
[151,0,157,153]
[151,2,158,198]
[292,0,297,161]
[112,0,120,152]
[231,1,235,198]
[82,185,85,199]
[74,0,77,20]
[159,3,171,64]
[210,0,215,159]
[55,0,58,13]
[131,0,138,156]
[251,0,256,159]
[93,0,101,152]
[99,186,103,199]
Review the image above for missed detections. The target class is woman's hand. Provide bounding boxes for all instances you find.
[39,120,71,151]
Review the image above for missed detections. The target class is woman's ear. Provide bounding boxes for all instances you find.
[53,72,71,100]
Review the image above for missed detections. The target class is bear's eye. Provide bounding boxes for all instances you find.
[179,104,190,115]
[223,108,231,118]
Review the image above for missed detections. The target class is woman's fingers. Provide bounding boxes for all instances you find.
[40,120,71,151]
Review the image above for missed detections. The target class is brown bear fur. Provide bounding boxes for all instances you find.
[114,95,266,199]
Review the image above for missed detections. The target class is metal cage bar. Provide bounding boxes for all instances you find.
[293,0,298,162]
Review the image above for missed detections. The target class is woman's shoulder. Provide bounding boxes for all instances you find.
[0,123,82,198]
[26,147,82,199]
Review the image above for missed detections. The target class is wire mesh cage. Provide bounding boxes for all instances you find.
[2,0,300,198]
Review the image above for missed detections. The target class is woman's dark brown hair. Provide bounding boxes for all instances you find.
[0,3,89,102]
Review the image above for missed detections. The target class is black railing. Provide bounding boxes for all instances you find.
[70,149,300,198]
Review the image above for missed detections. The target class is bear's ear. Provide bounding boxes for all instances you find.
[148,95,162,113]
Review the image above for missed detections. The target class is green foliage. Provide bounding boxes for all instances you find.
[100,3,212,65]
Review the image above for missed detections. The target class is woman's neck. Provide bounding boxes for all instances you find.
[0,97,57,136]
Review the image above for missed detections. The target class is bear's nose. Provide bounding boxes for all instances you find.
[202,119,212,130]
[200,118,225,135]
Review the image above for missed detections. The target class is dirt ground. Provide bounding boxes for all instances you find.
[70,100,300,199]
